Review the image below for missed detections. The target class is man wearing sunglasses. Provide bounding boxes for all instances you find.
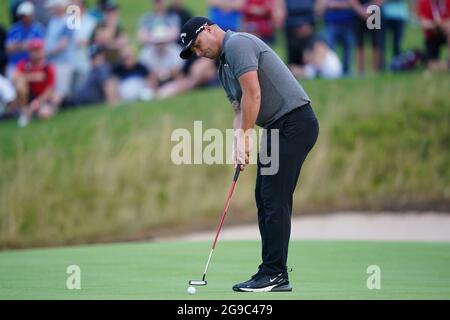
[179,17,319,292]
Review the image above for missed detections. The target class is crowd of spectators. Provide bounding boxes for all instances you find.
[0,0,449,127]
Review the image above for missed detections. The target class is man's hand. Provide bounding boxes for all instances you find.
[232,130,253,171]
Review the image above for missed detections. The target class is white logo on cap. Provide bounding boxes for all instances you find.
[180,33,187,44]
[195,24,207,34]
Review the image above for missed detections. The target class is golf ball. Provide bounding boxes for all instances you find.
[187,286,196,295]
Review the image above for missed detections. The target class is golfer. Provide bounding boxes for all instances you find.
[179,17,319,292]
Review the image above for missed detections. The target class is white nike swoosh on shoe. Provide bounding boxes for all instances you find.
[240,284,278,292]
[269,273,283,282]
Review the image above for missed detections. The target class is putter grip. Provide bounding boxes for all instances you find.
[233,165,241,182]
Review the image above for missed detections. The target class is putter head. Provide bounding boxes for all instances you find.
[189,280,207,286]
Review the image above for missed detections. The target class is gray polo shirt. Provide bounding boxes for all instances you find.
[218,30,310,128]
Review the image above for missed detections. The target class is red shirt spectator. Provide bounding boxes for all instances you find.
[417,0,450,38]
[242,0,276,42]
[16,59,55,98]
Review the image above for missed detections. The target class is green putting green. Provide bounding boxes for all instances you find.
[0,240,449,299]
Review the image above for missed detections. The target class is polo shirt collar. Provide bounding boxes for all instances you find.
[219,30,234,63]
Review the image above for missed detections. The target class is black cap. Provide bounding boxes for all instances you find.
[179,16,214,59]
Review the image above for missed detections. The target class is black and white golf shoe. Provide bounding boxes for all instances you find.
[232,272,292,292]
[232,271,262,291]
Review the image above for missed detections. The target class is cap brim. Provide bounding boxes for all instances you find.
[180,46,193,60]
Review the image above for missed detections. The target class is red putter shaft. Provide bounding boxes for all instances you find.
[199,166,241,283]
[212,176,238,249]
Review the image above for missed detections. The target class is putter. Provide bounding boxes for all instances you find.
[189,165,241,286]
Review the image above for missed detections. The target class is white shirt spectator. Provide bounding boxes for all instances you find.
[44,0,75,97]
[303,50,343,79]
[0,74,16,114]
[73,11,97,87]
[139,26,184,83]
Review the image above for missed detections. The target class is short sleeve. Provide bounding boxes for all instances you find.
[225,35,260,79]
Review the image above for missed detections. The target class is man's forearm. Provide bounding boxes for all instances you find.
[6,43,25,54]
[240,92,260,132]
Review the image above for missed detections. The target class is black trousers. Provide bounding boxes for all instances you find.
[255,104,319,275]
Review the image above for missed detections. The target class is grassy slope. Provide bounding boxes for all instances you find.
[1,73,450,248]
[0,239,449,299]
[0,2,449,248]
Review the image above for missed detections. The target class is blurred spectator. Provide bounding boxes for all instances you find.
[91,1,128,65]
[167,0,193,65]
[137,0,183,85]
[0,74,18,120]
[241,0,280,44]
[138,0,180,46]
[12,39,58,127]
[5,1,45,79]
[0,25,7,75]
[284,0,316,75]
[139,26,184,86]
[156,56,219,99]
[417,0,450,71]
[316,0,356,75]
[62,45,117,107]
[45,0,76,98]
[9,0,51,25]
[299,36,343,79]
[350,0,384,74]
[168,0,193,27]
[207,0,244,31]
[111,46,157,102]
[72,0,98,90]
[382,0,409,59]
[9,0,23,24]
